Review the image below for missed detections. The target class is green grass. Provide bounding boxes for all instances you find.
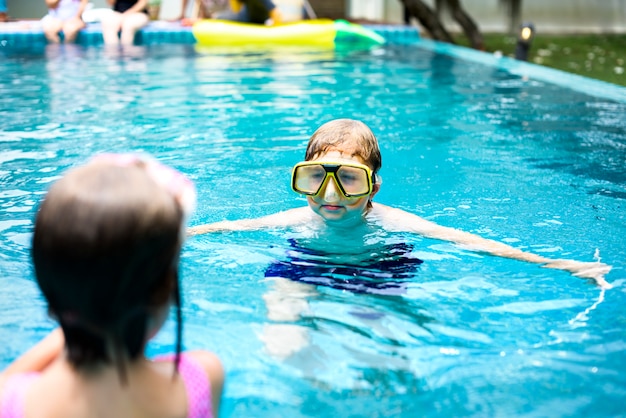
[456,33,626,87]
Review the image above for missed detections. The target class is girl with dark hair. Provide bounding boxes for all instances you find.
[0,154,223,418]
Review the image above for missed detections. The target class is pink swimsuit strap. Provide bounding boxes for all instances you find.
[155,353,213,418]
[0,372,40,418]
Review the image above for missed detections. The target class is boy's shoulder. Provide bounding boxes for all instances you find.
[368,203,427,232]
[369,202,395,216]
[365,202,395,225]
[259,206,313,227]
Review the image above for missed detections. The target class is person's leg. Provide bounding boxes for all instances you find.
[62,17,86,43]
[119,12,149,45]
[260,278,316,358]
[101,11,124,45]
[42,16,63,43]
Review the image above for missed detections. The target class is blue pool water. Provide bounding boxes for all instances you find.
[1,40,626,417]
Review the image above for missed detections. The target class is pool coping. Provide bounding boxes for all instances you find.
[1,20,625,103]
[417,39,626,104]
[0,20,420,47]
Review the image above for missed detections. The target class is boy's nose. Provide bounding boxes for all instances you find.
[322,177,341,202]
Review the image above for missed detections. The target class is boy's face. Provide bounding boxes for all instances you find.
[305,150,379,227]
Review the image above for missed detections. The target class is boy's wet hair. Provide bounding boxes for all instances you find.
[32,161,183,376]
[305,119,382,175]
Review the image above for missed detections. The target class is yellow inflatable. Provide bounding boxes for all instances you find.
[192,19,385,48]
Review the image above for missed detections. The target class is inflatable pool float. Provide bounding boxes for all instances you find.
[192,19,385,48]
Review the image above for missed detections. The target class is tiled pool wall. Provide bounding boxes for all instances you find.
[0,21,420,48]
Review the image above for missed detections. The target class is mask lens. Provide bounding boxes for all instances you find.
[294,164,327,195]
[337,165,370,196]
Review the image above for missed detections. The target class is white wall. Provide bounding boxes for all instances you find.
[5,0,186,20]
[347,0,403,23]
[347,0,626,33]
[7,0,626,33]
[159,0,184,20]
[7,0,109,19]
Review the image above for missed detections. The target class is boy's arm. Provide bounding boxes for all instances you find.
[0,329,64,385]
[187,207,310,236]
[378,204,612,288]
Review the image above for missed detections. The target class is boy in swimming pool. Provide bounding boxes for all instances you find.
[189,118,612,288]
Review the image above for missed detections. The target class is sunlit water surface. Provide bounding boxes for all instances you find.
[1,43,625,417]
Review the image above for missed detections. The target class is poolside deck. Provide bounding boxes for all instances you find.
[0,20,419,48]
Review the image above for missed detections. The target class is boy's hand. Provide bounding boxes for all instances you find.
[543,259,612,288]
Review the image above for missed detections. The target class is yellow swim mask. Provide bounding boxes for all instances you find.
[291,161,374,198]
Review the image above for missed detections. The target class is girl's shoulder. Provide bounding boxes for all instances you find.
[154,351,223,381]
[181,351,224,418]
[152,351,223,417]
[368,203,429,232]
[184,350,224,381]
[0,372,40,415]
